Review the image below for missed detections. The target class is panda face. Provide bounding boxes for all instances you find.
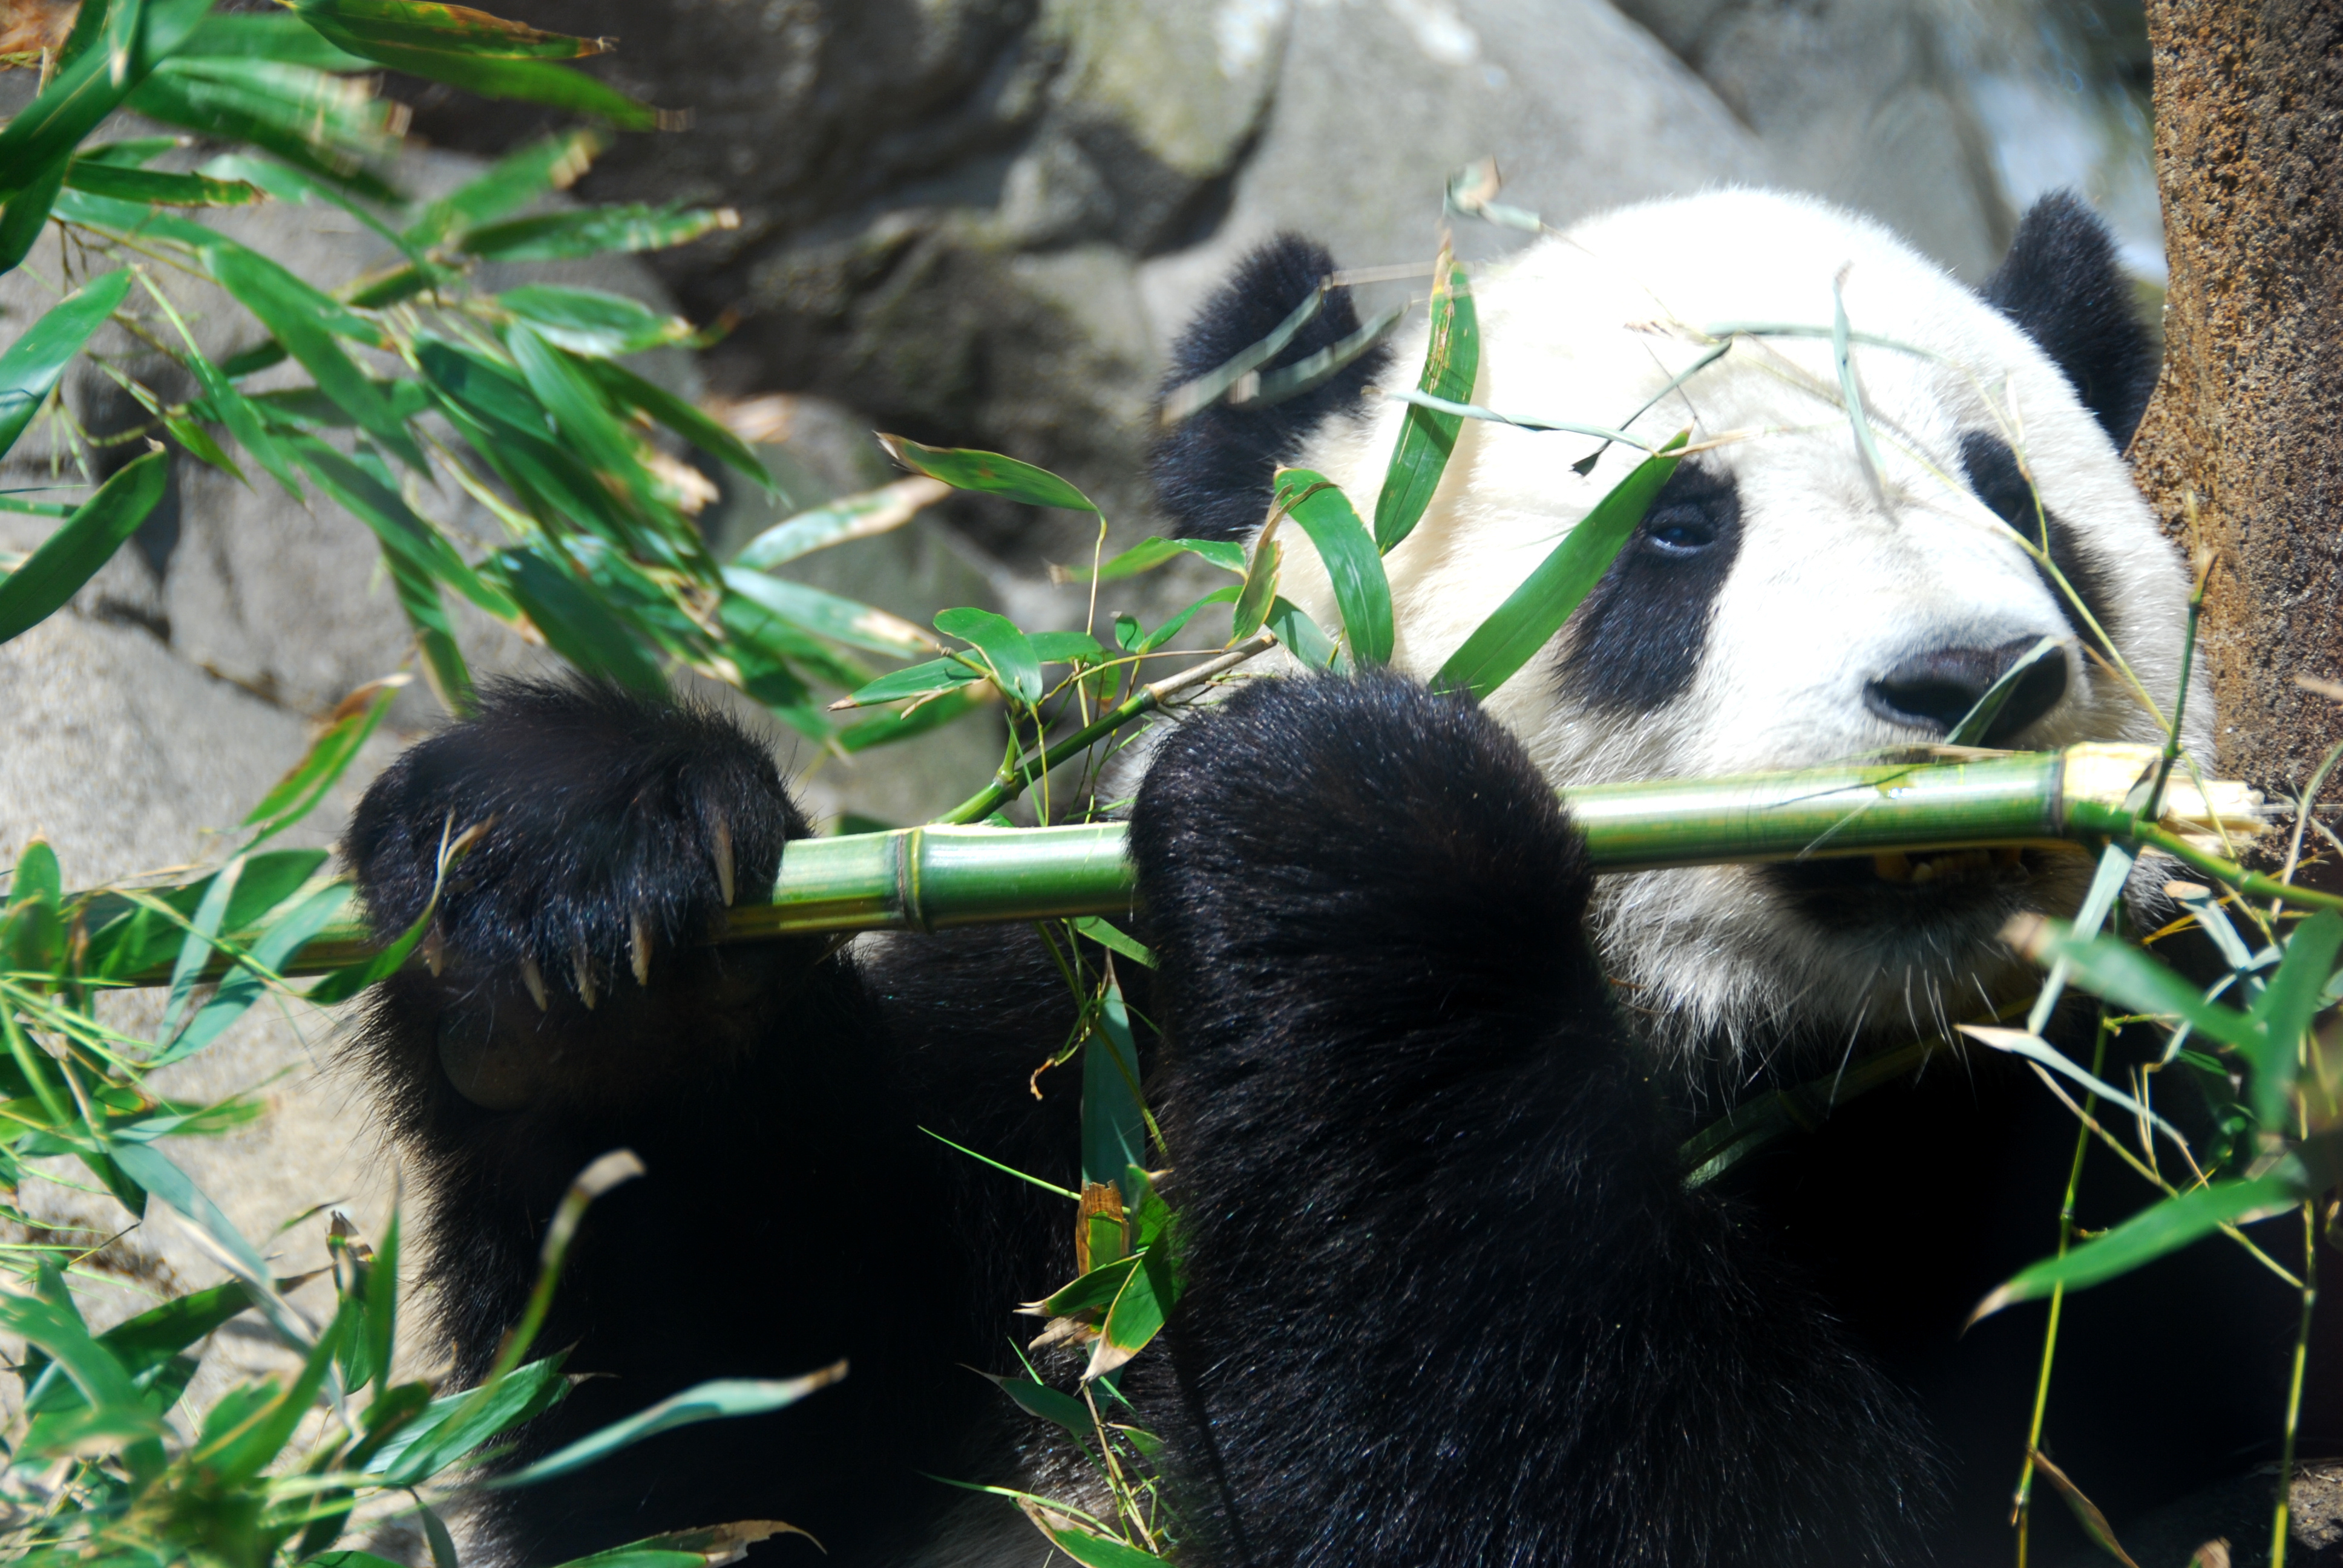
[1250,190,2206,1065]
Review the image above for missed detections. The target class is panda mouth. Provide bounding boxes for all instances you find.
[1867,847,2028,884]
[1761,846,2045,930]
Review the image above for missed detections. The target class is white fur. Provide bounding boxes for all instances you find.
[1262,189,2207,1069]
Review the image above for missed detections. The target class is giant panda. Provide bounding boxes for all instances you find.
[345,189,2318,1568]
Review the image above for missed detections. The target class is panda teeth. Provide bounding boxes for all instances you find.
[1873,849,2010,884]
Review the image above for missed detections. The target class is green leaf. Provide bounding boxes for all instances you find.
[722,566,939,659]
[505,324,657,504]
[0,0,214,203]
[10,839,62,909]
[405,128,603,247]
[453,204,735,263]
[1087,1247,1177,1380]
[372,1355,571,1485]
[1034,1257,1139,1319]
[0,1263,139,1414]
[291,0,614,58]
[716,590,873,693]
[581,355,773,493]
[244,676,408,844]
[491,1365,847,1488]
[1230,537,1279,642]
[834,682,991,752]
[278,432,510,618]
[292,6,658,128]
[0,269,133,460]
[0,451,165,645]
[62,160,263,206]
[0,158,68,276]
[1946,635,2065,746]
[977,1370,1094,1445]
[179,10,372,68]
[1028,1519,1164,1568]
[495,547,667,694]
[499,285,690,358]
[1069,534,1247,583]
[130,57,402,203]
[206,244,426,471]
[1082,977,1147,1201]
[2022,922,2259,1050]
[1434,436,1687,701]
[109,1143,315,1346]
[1072,916,1153,970]
[2244,909,2343,1128]
[1031,630,1103,663]
[1136,585,1237,655]
[1272,470,1393,664]
[733,482,954,572]
[1970,1161,2310,1322]
[1374,250,1476,552]
[935,607,1041,707]
[878,434,1098,512]
[156,880,352,1066]
[844,658,982,708]
[1159,284,1326,424]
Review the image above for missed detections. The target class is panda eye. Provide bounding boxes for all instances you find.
[1642,515,1715,557]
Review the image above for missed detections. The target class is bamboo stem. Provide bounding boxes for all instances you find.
[94,743,2266,988]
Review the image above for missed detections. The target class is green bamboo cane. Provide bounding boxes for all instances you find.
[98,741,2266,988]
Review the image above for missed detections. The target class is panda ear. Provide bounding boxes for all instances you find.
[1149,234,1388,541]
[1981,191,2159,448]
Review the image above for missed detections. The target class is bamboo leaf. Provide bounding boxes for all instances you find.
[290,0,615,59]
[1434,436,1686,701]
[722,566,940,658]
[1374,246,1475,552]
[491,1366,847,1488]
[1946,634,2065,746]
[179,10,372,68]
[62,160,263,206]
[495,547,666,694]
[1969,1160,2310,1323]
[0,159,68,276]
[1267,595,1336,671]
[0,0,213,202]
[405,128,603,247]
[1272,470,1393,664]
[1085,1246,1175,1380]
[976,1369,1094,1445]
[935,607,1041,707]
[0,451,165,645]
[110,1143,316,1347]
[0,269,133,460]
[1062,534,1247,582]
[877,434,1098,512]
[1230,537,1278,642]
[2014,920,2259,1050]
[243,676,410,844]
[582,355,773,493]
[453,204,736,263]
[371,1355,571,1485]
[842,658,981,708]
[1159,284,1326,425]
[733,479,948,569]
[205,244,426,469]
[129,57,402,202]
[277,432,510,616]
[499,285,690,357]
[833,683,990,752]
[1024,1517,1163,1568]
[2243,909,2343,1128]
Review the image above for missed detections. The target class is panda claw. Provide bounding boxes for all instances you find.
[572,941,597,1010]
[421,925,446,978]
[712,816,735,907]
[630,912,653,985]
[519,955,549,1012]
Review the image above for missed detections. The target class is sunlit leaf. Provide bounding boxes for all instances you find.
[1272,469,1392,664]
[0,269,132,460]
[491,1365,848,1488]
[244,676,410,843]
[0,159,67,275]
[723,566,939,659]
[1374,246,1475,553]
[878,434,1098,512]
[130,57,402,202]
[499,284,691,357]
[0,451,165,645]
[935,606,1041,707]
[454,204,736,263]
[494,547,667,694]
[291,0,615,58]
[405,128,603,247]
[1434,436,1686,701]
[371,1354,570,1485]
[0,0,213,201]
[1064,534,1246,583]
[61,159,263,206]
[733,479,949,570]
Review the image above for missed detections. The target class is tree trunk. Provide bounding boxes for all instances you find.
[2129,0,2343,800]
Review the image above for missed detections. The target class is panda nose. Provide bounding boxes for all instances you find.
[1863,638,2069,745]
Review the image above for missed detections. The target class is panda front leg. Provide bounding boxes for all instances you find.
[1129,672,1945,1568]
[342,681,1001,1566]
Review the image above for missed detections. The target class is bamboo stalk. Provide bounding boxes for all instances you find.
[99,743,2266,987]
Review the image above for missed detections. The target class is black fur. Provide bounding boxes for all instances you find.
[1149,234,1390,541]
[1959,429,2120,656]
[346,675,1946,1568]
[1981,192,2158,448]
[1130,673,1941,1566]
[1559,460,1745,710]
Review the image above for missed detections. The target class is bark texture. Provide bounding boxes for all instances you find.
[2131,0,2343,795]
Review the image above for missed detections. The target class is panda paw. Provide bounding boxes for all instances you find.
[1130,670,1594,990]
[345,679,799,1006]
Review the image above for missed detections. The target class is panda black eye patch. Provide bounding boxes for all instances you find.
[1958,430,2117,656]
[1558,460,1744,711]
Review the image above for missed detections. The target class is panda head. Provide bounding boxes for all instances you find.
[1151,188,2203,1067]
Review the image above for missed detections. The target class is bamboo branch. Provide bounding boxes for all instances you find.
[91,742,2267,988]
